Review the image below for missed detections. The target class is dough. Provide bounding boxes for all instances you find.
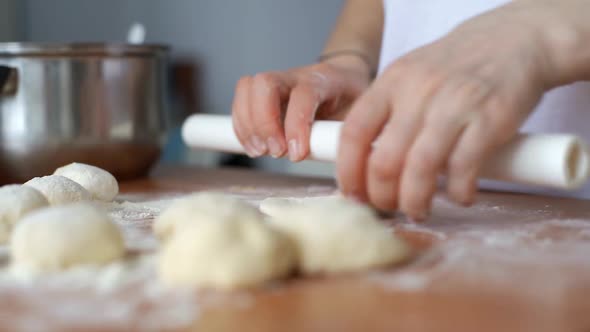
[0,185,49,244]
[259,195,342,218]
[11,203,125,272]
[54,162,119,201]
[158,213,295,289]
[154,192,262,242]
[24,175,92,206]
[267,198,410,274]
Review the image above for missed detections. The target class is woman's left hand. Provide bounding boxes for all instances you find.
[336,0,590,220]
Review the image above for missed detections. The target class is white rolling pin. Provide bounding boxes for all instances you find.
[182,114,590,190]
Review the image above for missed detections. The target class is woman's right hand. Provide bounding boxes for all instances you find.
[231,56,371,161]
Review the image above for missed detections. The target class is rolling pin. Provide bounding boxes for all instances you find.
[182,114,590,190]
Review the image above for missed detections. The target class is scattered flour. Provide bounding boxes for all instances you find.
[0,193,200,331]
[369,216,590,301]
[1,188,590,330]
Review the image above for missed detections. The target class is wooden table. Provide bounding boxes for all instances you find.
[5,166,590,332]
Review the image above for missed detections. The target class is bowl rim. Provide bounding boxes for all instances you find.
[0,42,169,57]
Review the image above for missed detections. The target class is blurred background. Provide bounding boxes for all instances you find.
[0,0,343,178]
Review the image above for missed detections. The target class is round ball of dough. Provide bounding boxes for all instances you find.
[268,198,410,274]
[54,162,119,201]
[158,215,295,289]
[0,185,49,244]
[24,175,91,206]
[11,203,125,272]
[154,192,263,242]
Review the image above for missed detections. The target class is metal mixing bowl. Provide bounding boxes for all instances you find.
[0,43,169,183]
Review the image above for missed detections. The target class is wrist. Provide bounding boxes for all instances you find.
[514,1,590,86]
[543,25,590,85]
[318,50,376,83]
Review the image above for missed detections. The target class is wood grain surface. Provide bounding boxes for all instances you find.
[3,165,590,332]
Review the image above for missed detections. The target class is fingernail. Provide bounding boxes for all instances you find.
[250,136,267,156]
[244,143,258,158]
[349,192,367,203]
[413,210,430,222]
[288,139,299,161]
[267,137,283,158]
[462,199,475,207]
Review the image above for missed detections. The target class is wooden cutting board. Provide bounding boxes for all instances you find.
[1,165,589,332]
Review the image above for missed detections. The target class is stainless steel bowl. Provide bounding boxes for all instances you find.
[0,43,169,183]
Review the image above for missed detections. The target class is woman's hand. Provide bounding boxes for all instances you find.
[231,57,371,161]
[337,0,587,220]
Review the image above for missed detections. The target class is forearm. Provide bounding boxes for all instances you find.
[508,0,590,86]
[321,0,384,79]
[544,0,590,85]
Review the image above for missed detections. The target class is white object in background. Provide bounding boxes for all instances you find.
[127,22,146,44]
[181,114,590,190]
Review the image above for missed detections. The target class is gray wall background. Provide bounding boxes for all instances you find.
[24,0,343,116]
[0,0,25,41]
[2,0,344,175]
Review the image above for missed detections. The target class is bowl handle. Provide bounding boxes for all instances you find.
[0,65,18,96]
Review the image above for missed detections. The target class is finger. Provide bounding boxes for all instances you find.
[284,83,321,161]
[231,76,260,157]
[445,116,490,205]
[284,71,338,162]
[366,107,423,211]
[249,72,291,158]
[446,109,517,205]
[366,77,440,211]
[337,83,391,202]
[399,124,465,220]
[399,77,495,220]
[398,98,475,220]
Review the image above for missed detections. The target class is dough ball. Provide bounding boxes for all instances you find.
[54,162,119,201]
[158,215,296,289]
[268,198,410,274]
[154,192,262,242]
[0,185,49,244]
[259,195,342,218]
[11,203,125,272]
[24,175,92,206]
